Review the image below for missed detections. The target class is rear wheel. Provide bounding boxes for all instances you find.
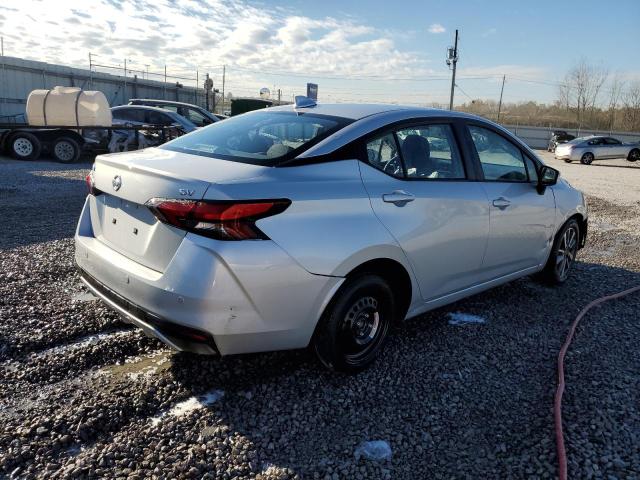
[313,275,394,372]
[628,148,640,162]
[564,159,572,163]
[9,132,41,160]
[580,152,594,165]
[52,137,81,163]
[539,219,580,285]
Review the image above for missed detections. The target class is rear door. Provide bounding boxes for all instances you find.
[586,137,606,158]
[359,120,490,301]
[604,137,625,158]
[466,124,556,280]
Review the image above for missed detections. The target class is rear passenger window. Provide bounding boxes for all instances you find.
[147,111,171,125]
[469,125,527,182]
[396,124,465,179]
[366,133,404,178]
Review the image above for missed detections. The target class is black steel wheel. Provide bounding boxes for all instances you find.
[313,275,394,372]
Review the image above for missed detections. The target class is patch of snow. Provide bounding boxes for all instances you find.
[35,330,131,357]
[447,312,486,326]
[126,366,158,380]
[354,440,392,462]
[71,292,97,302]
[150,390,224,425]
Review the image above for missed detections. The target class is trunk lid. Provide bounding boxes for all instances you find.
[90,148,268,272]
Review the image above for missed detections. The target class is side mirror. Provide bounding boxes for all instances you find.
[538,165,559,193]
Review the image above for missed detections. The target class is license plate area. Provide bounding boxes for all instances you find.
[92,194,185,272]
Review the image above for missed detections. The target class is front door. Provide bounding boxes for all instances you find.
[467,124,556,280]
[359,122,490,301]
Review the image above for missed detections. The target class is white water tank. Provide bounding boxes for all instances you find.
[26,86,112,127]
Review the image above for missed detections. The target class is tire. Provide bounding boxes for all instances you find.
[313,274,395,372]
[52,137,81,163]
[628,148,640,162]
[9,132,42,160]
[580,152,594,165]
[564,159,572,163]
[539,219,580,285]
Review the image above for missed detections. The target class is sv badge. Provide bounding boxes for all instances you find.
[179,188,195,196]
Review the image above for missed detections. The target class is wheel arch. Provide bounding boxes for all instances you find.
[341,257,415,322]
[558,213,587,250]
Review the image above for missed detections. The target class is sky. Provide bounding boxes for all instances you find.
[1,0,639,106]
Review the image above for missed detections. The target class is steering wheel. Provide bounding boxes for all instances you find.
[382,154,403,176]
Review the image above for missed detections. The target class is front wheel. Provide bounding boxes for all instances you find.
[313,275,394,372]
[539,219,580,285]
[580,152,594,165]
[628,148,640,162]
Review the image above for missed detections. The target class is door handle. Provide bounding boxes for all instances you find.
[492,197,511,210]
[382,190,415,206]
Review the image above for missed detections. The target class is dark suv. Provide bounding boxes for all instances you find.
[548,130,576,152]
[128,99,219,127]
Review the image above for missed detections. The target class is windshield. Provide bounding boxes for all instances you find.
[161,111,352,165]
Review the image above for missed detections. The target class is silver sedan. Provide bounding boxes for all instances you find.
[76,100,588,371]
[555,135,640,165]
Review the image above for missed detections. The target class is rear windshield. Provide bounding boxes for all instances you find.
[161,110,352,165]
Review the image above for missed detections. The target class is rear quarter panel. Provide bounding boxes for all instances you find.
[204,159,416,279]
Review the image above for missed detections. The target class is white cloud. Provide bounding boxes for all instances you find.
[0,0,431,90]
[428,23,446,34]
[482,28,497,37]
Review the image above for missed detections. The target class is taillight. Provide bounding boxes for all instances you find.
[145,198,291,241]
[85,171,101,196]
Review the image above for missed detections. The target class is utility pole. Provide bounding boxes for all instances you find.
[88,52,94,89]
[497,74,505,123]
[205,73,210,111]
[278,88,281,106]
[123,58,127,104]
[1,37,5,116]
[164,65,167,99]
[221,65,226,114]
[447,29,459,111]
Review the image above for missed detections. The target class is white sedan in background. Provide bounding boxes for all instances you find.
[555,135,640,165]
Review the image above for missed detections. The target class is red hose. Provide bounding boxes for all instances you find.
[554,285,640,480]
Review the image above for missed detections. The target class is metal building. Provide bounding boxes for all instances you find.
[0,56,206,121]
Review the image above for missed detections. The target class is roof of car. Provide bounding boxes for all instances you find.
[266,102,477,121]
[129,99,202,109]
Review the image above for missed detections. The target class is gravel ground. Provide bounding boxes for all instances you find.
[1,154,639,479]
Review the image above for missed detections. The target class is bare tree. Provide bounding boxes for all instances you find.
[607,73,625,131]
[557,82,571,111]
[562,58,608,127]
[622,80,640,131]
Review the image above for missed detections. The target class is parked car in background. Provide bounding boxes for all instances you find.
[555,135,640,164]
[77,100,587,372]
[128,99,219,127]
[547,130,575,152]
[107,105,197,151]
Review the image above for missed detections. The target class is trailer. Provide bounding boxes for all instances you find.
[0,123,182,163]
